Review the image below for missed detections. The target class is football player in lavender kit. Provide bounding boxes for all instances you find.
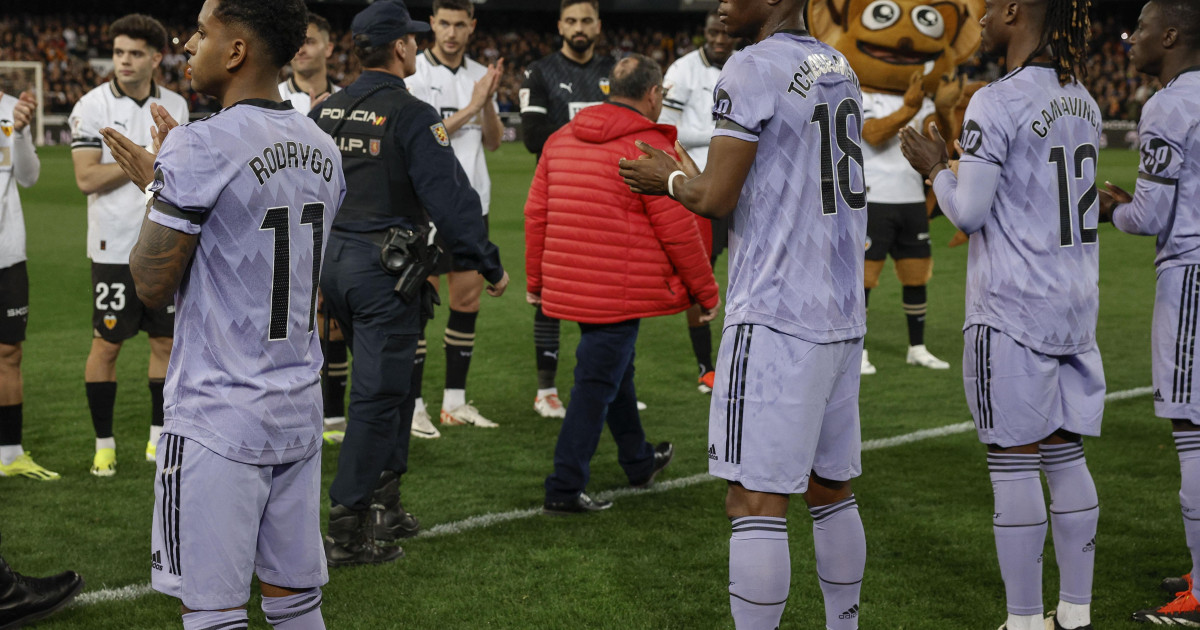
[900,1,1102,629]
[1099,0,1200,624]
[99,0,345,628]
[621,0,869,627]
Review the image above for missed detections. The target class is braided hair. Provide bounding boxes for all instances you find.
[1023,0,1092,85]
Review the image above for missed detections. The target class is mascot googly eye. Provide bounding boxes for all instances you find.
[809,0,984,95]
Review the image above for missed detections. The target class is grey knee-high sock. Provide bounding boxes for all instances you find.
[1041,442,1099,606]
[811,496,866,629]
[989,452,1047,617]
[182,609,248,630]
[1176,431,1200,601]
[263,588,325,629]
[729,516,789,630]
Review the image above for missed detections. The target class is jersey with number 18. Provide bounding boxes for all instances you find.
[712,31,867,344]
[147,100,346,466]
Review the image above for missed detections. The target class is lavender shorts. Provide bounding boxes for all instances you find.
[709,324,863,494]
[963,325,1105,447]
[151,433,327,610]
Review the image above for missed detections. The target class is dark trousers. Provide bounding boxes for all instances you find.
[321,235,421,511]
[544,319,655,502]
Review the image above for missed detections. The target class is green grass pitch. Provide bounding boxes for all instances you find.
[1,144,1183,629]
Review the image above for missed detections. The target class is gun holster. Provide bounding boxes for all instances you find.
[378,224,443,306]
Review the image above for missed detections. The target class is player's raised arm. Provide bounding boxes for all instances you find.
[519,64,554,154]
[127,215,199,311]
[10,91,39,188]
[620,134,755,219]
[900,122,999,234]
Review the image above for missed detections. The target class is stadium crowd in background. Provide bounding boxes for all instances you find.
[0,8,1158,123]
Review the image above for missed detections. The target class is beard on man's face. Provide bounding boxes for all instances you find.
[567,34,594,53]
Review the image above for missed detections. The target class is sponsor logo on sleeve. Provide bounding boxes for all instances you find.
[960,120,984,156]
[713,88,733,118]
[518,88,531,111]
[1141,138,1174,175]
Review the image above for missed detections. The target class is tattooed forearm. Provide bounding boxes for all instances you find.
[130,214,199,310]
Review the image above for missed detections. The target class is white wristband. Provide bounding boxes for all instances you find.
[667,170,686,200]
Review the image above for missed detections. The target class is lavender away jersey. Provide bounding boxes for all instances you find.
[958,65,1102,354]
[1112,68,1200,269]
[148,100,346,465]
[712,31,867,343]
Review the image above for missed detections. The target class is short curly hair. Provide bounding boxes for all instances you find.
[213,0,308,68]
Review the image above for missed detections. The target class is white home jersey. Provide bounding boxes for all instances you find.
[69,81,189,264]
[660,47,723,170]
[278,76,340,116]
[408,50,493,215]
[0,93,39,270]
[862,92,937,204]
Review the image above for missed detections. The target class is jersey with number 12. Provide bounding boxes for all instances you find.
[958,64,1102,355]
[711,31,867,344]
[148,100,346,465]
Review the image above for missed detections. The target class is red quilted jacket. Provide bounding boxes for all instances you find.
[525,102,719,324]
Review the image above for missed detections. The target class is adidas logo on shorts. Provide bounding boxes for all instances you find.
[1154,388,1165,402]
[151,550,163,571]
[708,444,718,461]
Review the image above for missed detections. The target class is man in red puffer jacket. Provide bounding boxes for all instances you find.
[526,53,720,515]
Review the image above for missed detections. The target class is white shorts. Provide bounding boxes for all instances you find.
[708,324,863,494]
[1153,266,1200,423]
[963,325,1105,448]
[151,434,328,610]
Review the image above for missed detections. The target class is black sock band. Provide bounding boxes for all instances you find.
[321,338,348,418]
[534,307,560,389]
[445,309,477,391]
[689,323,714,374]
[149,379,165,427]
[0,404,22,446]
[86,381,118,439]
[902,285,927,347]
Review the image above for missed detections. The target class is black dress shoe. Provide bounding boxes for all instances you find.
[630,441,674,488]
[0,558,84,630]
[543,491,613,515]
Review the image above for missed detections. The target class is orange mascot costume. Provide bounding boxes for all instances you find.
[808,0,984,375]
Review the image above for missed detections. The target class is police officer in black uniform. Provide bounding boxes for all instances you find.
[312,0,508,567]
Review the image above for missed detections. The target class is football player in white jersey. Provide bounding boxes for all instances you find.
[278,13,340,116]
[659,10,734,395]
[279,12,348,443]
[406,0,505,435]
[69,14,189,477]
[0,89,56,481]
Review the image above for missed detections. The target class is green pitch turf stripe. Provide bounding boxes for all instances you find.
[71,385,1152,607]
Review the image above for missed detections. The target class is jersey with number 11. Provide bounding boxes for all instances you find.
[148,100,346,466]
[958,64,1102,355]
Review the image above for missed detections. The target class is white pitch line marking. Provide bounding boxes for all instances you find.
[76,385,1152,605]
